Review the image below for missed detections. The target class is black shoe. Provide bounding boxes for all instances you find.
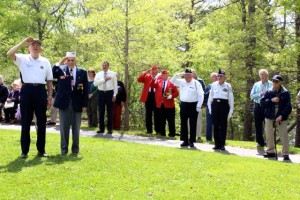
[263,153,276,158]
[283,155,290,161]
[168,134,175,137]
[189,143,195,148]
[107,131,113,134]
[72,152,79,156]
[220,146,226,151]
[38,152,49,157]
[180,142,189,147]
[20,153,28,159]
[213,146,219,150]
[97,130,104,133]
[46,121,56,125]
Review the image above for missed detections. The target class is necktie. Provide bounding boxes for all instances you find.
[70,69,74,91]
[162,81,166,96]
[103,72,107,90]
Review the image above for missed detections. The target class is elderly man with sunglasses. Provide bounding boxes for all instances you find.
[207,69,234,151]
[260,75,292,161]
[52,52,88,156]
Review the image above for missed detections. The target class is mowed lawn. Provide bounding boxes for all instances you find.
[0,129,300,199]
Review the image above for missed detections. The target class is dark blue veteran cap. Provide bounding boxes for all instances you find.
[272,75,283,82]
[218,69,225,75]
[185,68,192,74]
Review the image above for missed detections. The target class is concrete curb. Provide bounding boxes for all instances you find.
[1,123,299,164]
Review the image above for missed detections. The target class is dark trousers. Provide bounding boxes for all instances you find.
[4,106,17,122]
[212,99,229,148]
[205,106,213,141]
[87,97,98,127]
[180,102,198,143]
[98,90,114,132]
[157,104,176,136]
[254,103,265,146]
[145,92,159,133]
[20,84,47,155]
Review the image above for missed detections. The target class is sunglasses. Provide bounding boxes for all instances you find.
[272,80,279,83]
[217,75,224,78]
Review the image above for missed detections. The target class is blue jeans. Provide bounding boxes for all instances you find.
[206,106,213,141]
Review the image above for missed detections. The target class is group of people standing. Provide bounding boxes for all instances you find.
[137,66,234,150]
[4,36,294,161]
[6,37,126,158]
[138,66,293,161]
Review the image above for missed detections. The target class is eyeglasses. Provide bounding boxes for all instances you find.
[68,59,75,62]
[272,80,279,83]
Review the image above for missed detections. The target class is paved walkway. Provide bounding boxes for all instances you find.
[1,123,300,164]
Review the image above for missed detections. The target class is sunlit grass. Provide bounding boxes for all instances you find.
[0,129,300,199]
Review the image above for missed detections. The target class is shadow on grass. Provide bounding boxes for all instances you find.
[0,154,82,173]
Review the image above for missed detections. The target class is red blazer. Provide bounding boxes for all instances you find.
[137,72,153,103]
[151,78,179,108]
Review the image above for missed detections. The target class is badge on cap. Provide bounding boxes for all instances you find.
[218,69,225,75]
[185,68,192,74]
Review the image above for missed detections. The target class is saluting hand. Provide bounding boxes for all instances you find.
[23,37,34,45]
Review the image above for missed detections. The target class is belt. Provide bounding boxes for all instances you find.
[99,90,113,93]
[254,102,261,106]
[23,83,45,86]
[213,98,228,103]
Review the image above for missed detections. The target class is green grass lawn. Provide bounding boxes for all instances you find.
[1,129,300,199]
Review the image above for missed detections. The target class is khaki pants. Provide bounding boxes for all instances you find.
[188,110,202,138]
[196,110,202,138]
[265,118,289,156]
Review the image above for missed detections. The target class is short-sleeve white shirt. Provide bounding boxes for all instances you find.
[13,54,53,84]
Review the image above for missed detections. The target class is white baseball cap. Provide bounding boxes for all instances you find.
[66,52,76,58]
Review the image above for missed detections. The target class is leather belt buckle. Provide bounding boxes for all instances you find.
[217,99,220,102]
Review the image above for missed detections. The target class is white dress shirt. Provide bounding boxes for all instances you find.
[94,70,118,97]
[171,74,204,108]
[14,54,53,84]
[207,81,234,117]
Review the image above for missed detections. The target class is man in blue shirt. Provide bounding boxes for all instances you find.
[250,69,272,148]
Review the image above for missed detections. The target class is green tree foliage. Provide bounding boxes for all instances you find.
[0,0,300,143]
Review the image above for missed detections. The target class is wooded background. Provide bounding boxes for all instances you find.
[0,0,300,146]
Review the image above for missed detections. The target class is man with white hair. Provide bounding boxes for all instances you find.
[250,69,272,149]
[52,52,88,156]
[7,37,53,158]
[204,72,218,141]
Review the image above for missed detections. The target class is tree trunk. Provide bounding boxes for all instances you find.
[123,0,130,131]
[243,0,256,141]
[295,12,300,147]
